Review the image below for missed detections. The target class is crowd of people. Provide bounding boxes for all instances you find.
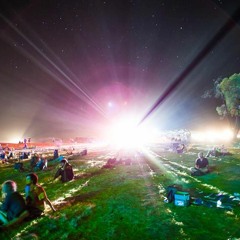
[0,144,15,164]
[0,146,76,229]
[0,139,232,230]
[0,158,75,229]
[206,145,231,157]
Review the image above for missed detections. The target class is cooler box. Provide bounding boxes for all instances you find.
[174,191,190,206]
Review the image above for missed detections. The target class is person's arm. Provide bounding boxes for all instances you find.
[45,197,56,212]
[0,210,29,229]
[39,187,56,212]
[25,185,32,205]
[1,194,9,212]
[54,168,62,179]
[62,162,67,171]
[195,159,199,169]
[205,159,209,170]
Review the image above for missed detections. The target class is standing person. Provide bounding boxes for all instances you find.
[191,152,209,176]
[0,180,27,226]
[53,149,59,160]
[25,173,56,219]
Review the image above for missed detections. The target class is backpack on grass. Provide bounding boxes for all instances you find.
[14,162,24,171]
[166,186,178,203]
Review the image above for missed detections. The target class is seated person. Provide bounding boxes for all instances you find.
[55,155,64,162]
[14,160,24,172]
[34,155,47,171]
[176,143,186,154]
[191,152,209,176]
[81,149,87,156]
[0,151,6,163]
[54,159,74,183]
[0,180,28,228]
[30,153,39,170]
[7,150,14,160]
[206,147,221,157]
[25,173,56,219]
[219,145,232,156]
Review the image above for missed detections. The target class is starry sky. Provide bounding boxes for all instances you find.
[0,0,240,142]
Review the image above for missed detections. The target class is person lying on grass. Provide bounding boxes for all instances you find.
[0,180,28,228]
[190,152,209,176]
[25,173,56,219]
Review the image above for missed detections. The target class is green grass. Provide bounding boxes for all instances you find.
[0,145,240,240]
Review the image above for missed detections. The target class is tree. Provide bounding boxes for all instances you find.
[202,73,240,139]
[219,73,240,138]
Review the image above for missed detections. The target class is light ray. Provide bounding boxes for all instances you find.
[138,7,240,126]
[0,14,107,118]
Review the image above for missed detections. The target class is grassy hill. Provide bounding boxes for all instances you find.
[0,144,239,240]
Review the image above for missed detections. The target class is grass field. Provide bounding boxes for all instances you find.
[0,143,240,240]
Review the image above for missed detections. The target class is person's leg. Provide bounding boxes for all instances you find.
[206,151,211,157]
[190,167,198,173]
[190,167,204,176]
[0,211,8,225]
[200,167,209,173]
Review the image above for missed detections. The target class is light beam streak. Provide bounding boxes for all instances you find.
[138,6,240,126]
[0,14,107,118]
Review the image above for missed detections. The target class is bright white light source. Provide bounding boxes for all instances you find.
[106,117,154,149]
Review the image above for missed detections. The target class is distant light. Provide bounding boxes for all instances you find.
[8,136,22,143]
[108,101,113,107]
[191,128,234,142]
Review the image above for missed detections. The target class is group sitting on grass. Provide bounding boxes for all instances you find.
[206,145,231,157]
[30,154,48,171]
[0,173,56,229]
[0,147,227,230]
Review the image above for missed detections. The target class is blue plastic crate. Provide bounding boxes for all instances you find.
[174,191,190,206]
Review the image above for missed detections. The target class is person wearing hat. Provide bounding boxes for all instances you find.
[54,159,74,183]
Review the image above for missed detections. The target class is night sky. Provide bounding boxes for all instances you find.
[0,0,240,142]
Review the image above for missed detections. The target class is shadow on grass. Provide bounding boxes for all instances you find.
[55,190,101,210]
[74,168,108,180]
